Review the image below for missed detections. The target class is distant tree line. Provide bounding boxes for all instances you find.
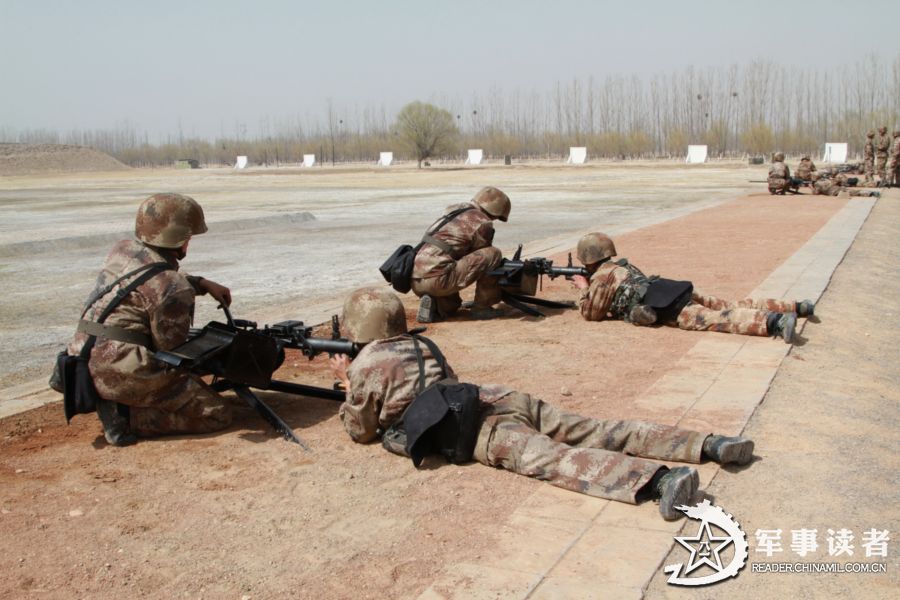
[2,55,898,167]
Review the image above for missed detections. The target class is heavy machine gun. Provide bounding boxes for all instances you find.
[155,307,359,448]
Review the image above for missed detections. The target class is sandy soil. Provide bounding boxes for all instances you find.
[0,185,845,599]
[0,144,129,176]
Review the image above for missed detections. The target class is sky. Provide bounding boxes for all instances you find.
[1,0,898,141]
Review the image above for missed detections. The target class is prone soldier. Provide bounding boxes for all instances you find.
[572,233,815,343]
[812,172,881,198]
[330,287,756,521]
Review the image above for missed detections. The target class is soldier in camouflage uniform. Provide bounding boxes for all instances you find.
[410,187,509,323]
[572,233,813,343]
[330,287,755,521]
[876,126,890,185]
[889,130,900,188]
[796,156,818,183]
[54,194,233,445]
[767,152,797,195]
[863,130,876,184]
[812,174,880,198]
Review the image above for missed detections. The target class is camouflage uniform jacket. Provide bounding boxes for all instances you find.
[796,159,816,180]
[876,135,890,159]
[891,138,900,168]
[768,161,790,186]
[412,203,496,279]
[578,259,653,322]
[339,335,513,443]
[67,239,204,404]
[864,139,875,160]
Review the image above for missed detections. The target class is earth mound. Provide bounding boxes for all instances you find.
[0,143,130,176]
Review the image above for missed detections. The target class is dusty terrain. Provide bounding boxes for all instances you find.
[0,159,854,599]
[0,144,129,176]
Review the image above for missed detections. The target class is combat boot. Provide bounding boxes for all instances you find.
[702,435,754,465]
[96,398,137,446]
[656,467,699,521]
[796,299,815,318]
[416,295,438,324]
[766,312,797,343]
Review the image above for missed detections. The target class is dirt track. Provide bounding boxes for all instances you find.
[0,179,847,598]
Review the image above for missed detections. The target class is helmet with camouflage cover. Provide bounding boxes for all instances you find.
[341,287,408,343]
[135,193,207,249]
[867,130,875,137]
[773,152,785,162]
[576,232,617,266]
[894,130,900,137]
[472,186,511,222]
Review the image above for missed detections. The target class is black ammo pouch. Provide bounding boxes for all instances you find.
[59,262,172,423]
[405,378,481,467]
[643,278,694,323]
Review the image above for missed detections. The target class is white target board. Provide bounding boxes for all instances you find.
[377,151,393,166]
[302,154,316,167]
[566,147,587,164]
[822,143,848,164]
[685,145,708,164]
[465,149,484,165]
[234,155,248,169]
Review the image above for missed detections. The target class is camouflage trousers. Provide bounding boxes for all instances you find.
[128,375,233,437]
[671,293,795,336]
[876,156,887,180]
[411,247,503,317]
[473,392,707,504]
[864,157,875,183]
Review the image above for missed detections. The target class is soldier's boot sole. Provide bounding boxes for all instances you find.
[705,436,755,466]
[781,313,797,343]
[658,467,699,521]
[796,299,815,318]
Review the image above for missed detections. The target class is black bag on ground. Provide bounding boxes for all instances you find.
[643,278,694,323]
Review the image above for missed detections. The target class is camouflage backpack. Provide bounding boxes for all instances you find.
[610,259,658,321]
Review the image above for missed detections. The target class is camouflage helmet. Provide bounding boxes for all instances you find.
[472,186,511,222]
[773,152,785,162]
[894,130,900,137]
[576,232,617,265]
[341,287,408,343]
[867,130,875,137]
[135,193,207,249]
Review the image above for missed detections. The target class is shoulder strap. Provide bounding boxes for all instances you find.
[81,261,171,319]
[78,263,172,358]
[409,333,449,394]
[416,206,476,252]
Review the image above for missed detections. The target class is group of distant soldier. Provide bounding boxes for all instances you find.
[768,125,900,196]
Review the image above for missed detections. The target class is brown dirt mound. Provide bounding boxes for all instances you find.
[0,143,130,176]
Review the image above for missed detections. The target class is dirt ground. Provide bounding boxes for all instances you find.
[0,182,847,599]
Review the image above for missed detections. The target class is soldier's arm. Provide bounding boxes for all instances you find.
[470,220,496,251]
[338,368,382,443]
[579,272,616,321]
[149,286,195,351]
